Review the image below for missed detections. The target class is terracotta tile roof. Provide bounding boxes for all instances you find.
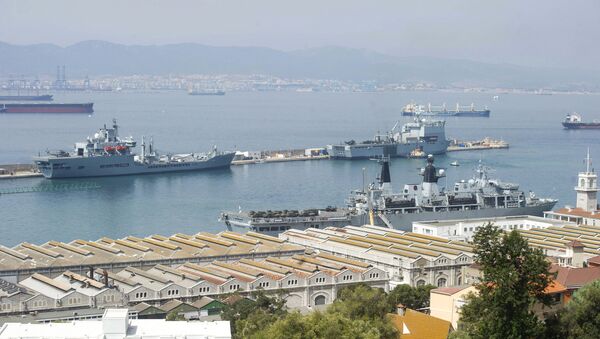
[566,240,585,248]
[544,280,567,294]
[554,265,600,289]
[387,309,451,339]
[431,285,471,296]
[553,208,600,220]
[587,255,600,265]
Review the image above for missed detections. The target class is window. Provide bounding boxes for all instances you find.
[437,278,447,287]
[314,295,326,306]
[258,281,270,288]
[287,279,298,286]
[368,273,380,279]
[229,284,240,291]
[416,280,426,287]
[199,286,210,293]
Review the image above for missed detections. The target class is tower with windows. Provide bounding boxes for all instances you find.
[575,149,598,212]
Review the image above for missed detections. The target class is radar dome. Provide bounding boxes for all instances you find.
[438,169,445,176]
[94,133,100,139]
[468,179,475,185]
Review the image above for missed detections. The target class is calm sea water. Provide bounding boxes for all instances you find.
[1,90,600,246]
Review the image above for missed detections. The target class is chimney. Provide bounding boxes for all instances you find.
[566,240,585,267]
[89,266,94,279]
[103,269,109,286]
[397,303,407,316]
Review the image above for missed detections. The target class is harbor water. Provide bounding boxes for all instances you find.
[1,90,600,246]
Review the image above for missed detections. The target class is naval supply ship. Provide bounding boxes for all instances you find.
[327,116,449,159]
[562,113,600,129]
[402,103,490,117]
[346,156,557,230]
[220,207,351,235]
[33,119,235,178]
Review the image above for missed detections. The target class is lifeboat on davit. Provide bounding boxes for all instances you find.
[104,146,116,153]
[115,145,128,152]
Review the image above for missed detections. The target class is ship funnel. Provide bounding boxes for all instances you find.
[379,157,391,185]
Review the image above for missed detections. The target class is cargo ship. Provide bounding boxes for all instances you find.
[1,102,93,113]
[402,103,490,117]
[0,94,53,101]
[562,113,600,129]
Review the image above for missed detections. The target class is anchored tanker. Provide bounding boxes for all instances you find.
[33,119,235,178]
[347,156,558,230]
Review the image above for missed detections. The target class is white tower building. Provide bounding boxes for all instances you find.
[575,149,598,212]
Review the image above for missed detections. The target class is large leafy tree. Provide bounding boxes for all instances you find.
[386,283,436,311]
[221,290,289,338]
[559,280,600,338]
[459,223,552,339]
[251,284,397,339]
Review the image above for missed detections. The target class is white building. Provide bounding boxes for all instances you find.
[280,225,475,288]
[545,150,600,226]
[0,308,231,339]
[412,215,573,242]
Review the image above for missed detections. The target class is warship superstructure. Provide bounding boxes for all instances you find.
[327,116,449,159]
[347,156,558,230]
[34,119,235,178]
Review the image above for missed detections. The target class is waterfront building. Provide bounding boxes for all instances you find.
[280,225,475,287]
[412,215,572,242]
[0,232,304,282]
[0,308,232,339]
[545,150,600,225]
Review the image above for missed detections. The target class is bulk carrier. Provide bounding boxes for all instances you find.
[33,119,235,178]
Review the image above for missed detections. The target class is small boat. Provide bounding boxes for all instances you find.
[409,148,426,158]
[450,161,459,166]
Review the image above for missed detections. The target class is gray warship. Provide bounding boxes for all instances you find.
[327,116,449,159]
[33,119,235,178]
[347,156,558,230]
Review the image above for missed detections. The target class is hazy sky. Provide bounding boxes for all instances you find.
[1,0,599,70]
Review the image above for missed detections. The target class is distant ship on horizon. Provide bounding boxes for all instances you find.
[0,94,53,101]
[402,102,490,117]
[188,89,225,96]
[562,113,600,129]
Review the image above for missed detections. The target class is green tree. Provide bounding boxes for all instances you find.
[251,284,397,339]
[220,290,289,339]
[253,310,390,339]
[387,283,436,311]
[459,223,552,339]
[559,280,600,338]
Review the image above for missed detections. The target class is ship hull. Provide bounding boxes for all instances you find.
[328,140,449,159]
[1,103,93,113]
[350,201,558,231]
[562,122,600,129]
[34,152,235,178]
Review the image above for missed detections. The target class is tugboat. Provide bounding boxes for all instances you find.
[346,156,558,230]
[562,113,600,129]
[33,119,235,178]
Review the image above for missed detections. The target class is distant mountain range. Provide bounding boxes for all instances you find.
[1,40,599,89]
